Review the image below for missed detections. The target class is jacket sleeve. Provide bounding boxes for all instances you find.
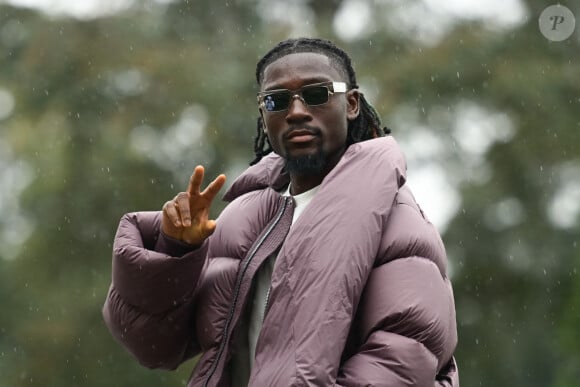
[336,188,459,387]
[102,211,209,370]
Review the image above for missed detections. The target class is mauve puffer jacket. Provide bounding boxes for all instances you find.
[103,137,459,387]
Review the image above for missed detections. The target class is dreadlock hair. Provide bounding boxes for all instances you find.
[250,37,391,165]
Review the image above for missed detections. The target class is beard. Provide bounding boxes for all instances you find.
[284,146,326,176]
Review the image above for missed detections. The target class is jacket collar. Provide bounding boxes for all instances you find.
[222,136,406,202]
[222,152,289,202]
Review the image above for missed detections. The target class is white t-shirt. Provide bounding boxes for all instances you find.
[247,184,319,369]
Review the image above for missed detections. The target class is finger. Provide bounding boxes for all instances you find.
[201,174,227,201]
[163,200,182,227]
[175,192,191,227]
[187,165,205,195]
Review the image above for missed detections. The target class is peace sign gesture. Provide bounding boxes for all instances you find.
[161,166,226,245]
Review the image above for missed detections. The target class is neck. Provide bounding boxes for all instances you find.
[288,153,343,195]
[285,146,346,195]
[289,174,323,195]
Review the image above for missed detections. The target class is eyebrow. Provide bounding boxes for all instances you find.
[263,76,334,92]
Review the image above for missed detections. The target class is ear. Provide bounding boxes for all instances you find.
[346,89,360,121]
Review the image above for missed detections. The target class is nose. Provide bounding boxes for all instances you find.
[285,94,312,124]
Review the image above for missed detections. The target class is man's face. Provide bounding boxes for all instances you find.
[259,52,359,176]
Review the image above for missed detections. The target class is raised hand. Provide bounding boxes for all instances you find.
[161,165,226,245]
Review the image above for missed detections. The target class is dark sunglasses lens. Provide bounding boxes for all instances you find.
[263,93,290,112]
[302,86,329,106]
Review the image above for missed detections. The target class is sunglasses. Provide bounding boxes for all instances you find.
[257,81,348,112]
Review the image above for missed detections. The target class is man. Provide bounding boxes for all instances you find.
[103,38,459,386]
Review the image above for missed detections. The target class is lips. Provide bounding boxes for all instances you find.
[286,128,316,138]
[285,128,319,143]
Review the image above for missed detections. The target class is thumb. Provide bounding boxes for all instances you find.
[203,220,218,237]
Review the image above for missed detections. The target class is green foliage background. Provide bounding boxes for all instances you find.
[0,0,578,386]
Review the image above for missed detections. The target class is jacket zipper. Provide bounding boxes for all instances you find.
[262,245,283,322]
[263,287,272,322]
[203,196,291,387]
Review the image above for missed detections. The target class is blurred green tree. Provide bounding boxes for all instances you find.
[0,0,578,386]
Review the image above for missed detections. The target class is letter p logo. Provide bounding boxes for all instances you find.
[540,5,576,41]
[550,15,566,30]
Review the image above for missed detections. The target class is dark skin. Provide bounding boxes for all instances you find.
[260,52,360,194]
[162,52,360,244]
[161,165,226,245]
